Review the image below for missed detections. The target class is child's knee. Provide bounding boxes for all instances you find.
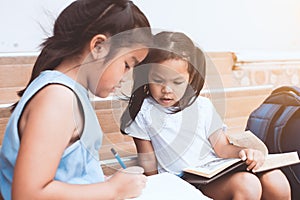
[232,172,262,200]
[260,169,290,189]
[259,169,291,199]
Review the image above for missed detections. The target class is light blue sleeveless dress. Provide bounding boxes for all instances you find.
[0,70,105,200]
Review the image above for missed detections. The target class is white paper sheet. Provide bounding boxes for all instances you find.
[129,173,212,200]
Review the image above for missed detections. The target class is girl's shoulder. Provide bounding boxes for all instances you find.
[143,97,158,107]
[140,97,156,113]
[194,95,214,107]
[191,96,218,115]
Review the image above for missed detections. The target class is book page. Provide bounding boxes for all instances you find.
[184,158,241,178]
[256,151,300,172]
[226,130,268,155]
[130,173,212,200]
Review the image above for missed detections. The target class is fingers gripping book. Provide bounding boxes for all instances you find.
[183,131,300,184]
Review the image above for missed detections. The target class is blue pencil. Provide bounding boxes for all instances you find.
[110,148,127,169]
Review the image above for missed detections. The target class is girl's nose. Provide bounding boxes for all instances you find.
[162,85,173,93]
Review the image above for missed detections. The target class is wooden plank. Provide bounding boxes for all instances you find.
[0,88,22,104]
[99,141,137,160]
[0,64,32,87]
[0,55,36,65]
[214,95,267,119]
[102,132,133,145]
[101,156,138,175]
[224,116,249,129]
[206,52,236,75]
[97,109,122,134]
[0,118,9,145]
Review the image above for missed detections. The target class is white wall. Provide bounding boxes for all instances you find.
[0,0,74,53]
[1,0,300,54]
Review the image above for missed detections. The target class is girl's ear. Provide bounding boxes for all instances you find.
[90,34,109,60]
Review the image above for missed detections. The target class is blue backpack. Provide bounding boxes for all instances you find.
[246,86,300,200]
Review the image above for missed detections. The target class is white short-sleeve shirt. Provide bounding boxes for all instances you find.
[125,96,225,175]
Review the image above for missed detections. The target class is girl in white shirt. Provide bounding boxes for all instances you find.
[121,31,291,200]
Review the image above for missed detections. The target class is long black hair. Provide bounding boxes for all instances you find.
[120,31,206,133]
[11,0,152,111]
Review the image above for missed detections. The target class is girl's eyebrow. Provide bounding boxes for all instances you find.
[151,72,185,81]
[150,72,164,78]
[173,77,185,81]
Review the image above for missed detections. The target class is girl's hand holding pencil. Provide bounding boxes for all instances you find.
[109,148,147,199]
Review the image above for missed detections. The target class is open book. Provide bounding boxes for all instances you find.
[183,131,300,184]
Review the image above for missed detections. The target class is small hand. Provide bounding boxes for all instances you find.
[239,149,265,172]
[108,167,147,199]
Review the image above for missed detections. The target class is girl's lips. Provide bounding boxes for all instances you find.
[160,96,173,100]
[160,98,173,104]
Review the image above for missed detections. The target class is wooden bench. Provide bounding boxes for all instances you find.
[0,52,275,175]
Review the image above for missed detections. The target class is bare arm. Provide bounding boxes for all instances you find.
[13,85,146,200]
[209,129,265,172]
[209,129,243,159]
[133,138,158,176]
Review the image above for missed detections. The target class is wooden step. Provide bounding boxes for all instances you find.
[99,141,137,160]
[0,64,33,88]
[224,116,249,134]
[0,54,37,65]
[206,52,236,75]
[0,87,22,104]
[0,118,9,145]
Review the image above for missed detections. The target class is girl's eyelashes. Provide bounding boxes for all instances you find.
[125,62,130,70]
[151,78,185,85]
[174,81,185,85]
[150,75,186,85]
[152,78,163,84]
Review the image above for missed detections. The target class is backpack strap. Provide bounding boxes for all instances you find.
[273,105,300,152]
[272,86,300,96]
[246,103,281,142]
